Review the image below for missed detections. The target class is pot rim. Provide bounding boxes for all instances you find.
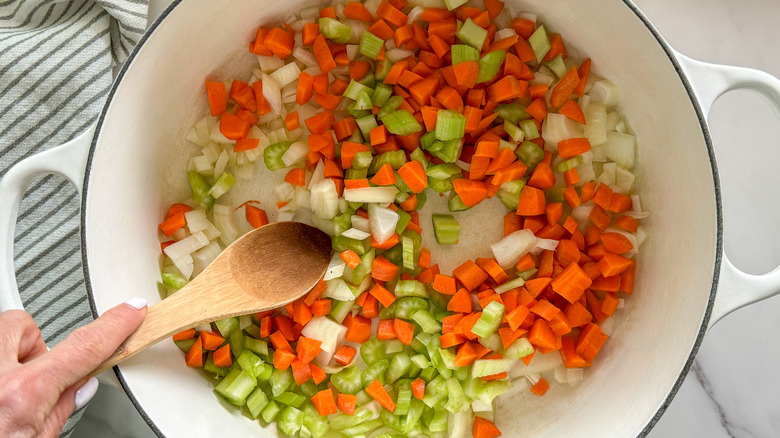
[79,0,723,436]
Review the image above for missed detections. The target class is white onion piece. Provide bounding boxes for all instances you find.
[212,206,240,246]
[369,205,399,245]
[257,54,285,73]
[192,241,221,277]
[613,166,635,194]
[590,79,620,107]
[293,46,317,67]
[584,101,607,146]
[260,73,282,115]
[343,187,398,203]
[531,238,559,255]
[301,316,347,364]
[509,352,563,378]
[571,203,595,230]
[270,62,301,88]
[184,209,209,232]
[213,149,229,178]
[281,141,308,167]
[603,131,636,169]
[274,182,295,202]
[542,113,584,150]
[351,215,370,233]
[164,232,209,262]
[324,254,346,281]
[491,229,536,269]
[323,279,356,301]
[310,178,340,220]
[386,48,415,63]
[291,187,312,209]
[341,227,371,240]
[494,27,517,40]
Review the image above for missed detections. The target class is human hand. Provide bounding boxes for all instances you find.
[0,297,148,438]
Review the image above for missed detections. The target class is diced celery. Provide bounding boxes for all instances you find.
[504,337,534,359]
[431,214,460,244]
[237,349,265,378]
[493,276,526,294]
[174,338,195,353]
[344,79,373,101]
[331,365,363,395]
[381,409,406,431]
[545,186,565,202]
[378,95,404,119]
[404,398,426,433]
[204,353,229,377]
[496,188,520,210]
[351,247,375,284]
[426,408,449,432]
[299,381,319,398]
[334,210,355,236]
[470,301,505,338]
[443,0,468,10]
[330,298,355,323]
[456,18,487,50]
[362,358,390,388]
[257,361,274,381]
[274,391,307,408]
[426,163,461,180]
[360,31,384,60]
[385,339,405,355]
[332,235,369,255]
[479,332,503,353]
[215,317,238,337]
[215,369,256,406]
[355,89,374,111]
[394,297,429,320]
[402,235,416,270]
[271,368,293,397]
[519,119,539,140]
[343,418,384,436]
[515,140,545,170]
[188,171,214,210]
[361,337,387,365]
[429,178,453,193]
[355,115,379,139]
[346,168,369,181]
[381,110,423,136]
[413,309,442,334]
[437,348,457,370]
[319,17,352,43]
[264,141,293,171]
[450,44,479,65]
[371,150,408,173]
[229,328,244,356]
[302,403,329,438]
[435,109,466,141]
[330,405,377,429]
[448,194,470,212]
[411,353,431,369]
[348,102,372,119]
[375,59,392,81]
[394,382,413,416]
[395,208,411,234]
[353,150,374,170]
[372,83,394,107]
[161,272,187,289]
[471,358,516,378]
[528,25,551,63]
[394,280,428,298]
[504,120,525,142]
[546,54,568,79]
[387,352,412,384]
[429,138,463,163]
[444,378,468,413]
[261,400,282,423]
[557,155,584,173]
[477,50,506,83]
[495,103,529,124]
[419,365,438,383]
[246,387,270,419]
[454,363,470,381]
[277,405,304,436]
[409,147,427,167]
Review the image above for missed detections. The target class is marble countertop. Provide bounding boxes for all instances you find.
[73,0,780,437]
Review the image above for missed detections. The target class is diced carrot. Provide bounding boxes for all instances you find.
[213,344,232,368]
[574,58,592,97]
[344,1,374,22]
[600,232,634,254]
[516,185,546,216]
[311,299,331,316]
[334,345,358,366]
[273,348,296,371]
[530,377,550,396]
[411,377,426,400]
[366,379,396,412]
[205,81,227,116]
[200,331,226,351]
[311,388,338,416]
[432,274,457,295]
[576,322,608,362]
[345,314,372,343]
[397,160,428,193]
[473,416,502,438]
[447,288,473,314]
[185,337,204,368]
[310,363,327,384]
[551,262,592,303]
[337,393,357,415]
[453,260,489,291]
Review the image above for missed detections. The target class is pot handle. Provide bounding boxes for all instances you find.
[674,51,780,329]
[0,125,94,311]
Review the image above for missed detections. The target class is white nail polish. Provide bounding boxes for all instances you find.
[74,377,99,410]
[125,297,148,310]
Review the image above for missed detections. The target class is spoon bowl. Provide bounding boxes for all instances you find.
[93,221,332,375]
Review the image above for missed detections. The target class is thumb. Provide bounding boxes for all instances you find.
[32,297,148,392]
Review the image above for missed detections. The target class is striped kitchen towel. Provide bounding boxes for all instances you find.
[0,0,148,436]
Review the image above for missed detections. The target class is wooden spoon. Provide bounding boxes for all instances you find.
[93,221,332,375]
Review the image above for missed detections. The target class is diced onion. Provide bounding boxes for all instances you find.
[542,113,584,150]
[369,205,399,245]
[351,215,370,233]
[324,254,346,281]
[343,187,398,203]
[260,73,282,115]
[341,227,371,240]
[257,55,285,73]
[590,79,620,107]
[163,232,209,262]
[292,46,317,67]
[491,229,536,269]
[531,238,559,255]
[310,178,340,220]
[323,278,356,301]
[281,140,308,167]
[184,209,209,232]
[270,62,301,88]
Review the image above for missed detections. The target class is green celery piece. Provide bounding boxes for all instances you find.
[495,103,529,124]
[263,141,293,171]
[470,301,505,338]
[429,178,453,193]
[448,194,470,212]
[360,337,387,365]
[394,297,428,320]
[454,363,470,381]
[529,24,551,63]
[385,339,405,355]
[504,120,525,142]
[329,406,376,429]
[377,95,404,119]
[203,353,229,377]
[214,369,256,406]
[409,147,427,167]
[174,338,195,353]
[471,357,515,378]
[394,280,427,298]
[395,208,411,234]
[302,403,329,438]
[420,130,437,149]
[437,348,457,370]
[426,408,449,432]
[261,400,282,423]
[277,405,304,436]
[404,398,426,433]
[383,244,404,266]
[456,18,487,50]
[354,89,374,111]
[319,17,351,43]
[344,79,373,101]
[215,317,238,337]
[504,337,534,359]
[443,378,468,413]
[425,163,462,180]
[380,110,423,136]
[274,391,307,408]
[329,299,354,323]
[430,138,463,163]
[299,381,319,398]
[188,170,214,210]
[394,381,413,416]
[477,50,506,83]
[332,235,369,255]
[443,0,468,10]
[246,387,270,419]
[431,214,460,244]
[410,353,430,369]
[333,210,355,236]
[546,53,568,79]
[496,189,520,210]
[331,365,363,395]
[360,30,384,60]
[375,59,392,81]
[494,276,526,294]
[546,186,565,202]
[161,272,187,289]
[501,178,526,195]
[419,365,438,382]
[256,361,274,381]
[450,44,479,65]
[519,118,539,140]
[386,352,413,384]
[381,409,406,431]
[348,101,372,119]
[372,83,393,107]
[346,167,369,180]
[435,109,466,141]
[271,368,293,397]
[515,140,545,170]
[229,328,244,357]
[236,349,265,378]
[353,150,374,170]
[342,419,384,436]
[557,155,584,173]
[402,229,422,262]
[370,150,407,173]
[351,248,375,285]
[244,324,262,340]
[402,235,416,271]
[412,309,442,334]
[362,358,390,388]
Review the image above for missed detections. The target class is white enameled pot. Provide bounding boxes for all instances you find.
[2,0,780,436]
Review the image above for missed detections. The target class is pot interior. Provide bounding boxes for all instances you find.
[83,0,719,436]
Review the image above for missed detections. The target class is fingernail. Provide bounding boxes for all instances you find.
[125,297,147,310]
[74,377,99,410]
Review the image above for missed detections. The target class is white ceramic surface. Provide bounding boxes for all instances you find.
[0,0,774,436]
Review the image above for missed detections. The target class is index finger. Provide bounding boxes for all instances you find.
[30,298,147,392]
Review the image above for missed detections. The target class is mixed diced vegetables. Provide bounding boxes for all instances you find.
[158,0,648,436]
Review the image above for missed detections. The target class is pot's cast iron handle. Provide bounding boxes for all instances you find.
[675,52,780,329]
[0,126,93,310]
